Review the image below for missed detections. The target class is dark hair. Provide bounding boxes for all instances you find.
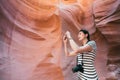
[79,29,90,41]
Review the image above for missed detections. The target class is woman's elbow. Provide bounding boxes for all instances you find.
[65,52,70,56]
[69,51,77,56]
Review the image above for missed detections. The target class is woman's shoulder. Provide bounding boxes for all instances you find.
[88,40,96,44]
[87,40,97,51]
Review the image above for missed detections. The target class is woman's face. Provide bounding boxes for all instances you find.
[78,31,87,41]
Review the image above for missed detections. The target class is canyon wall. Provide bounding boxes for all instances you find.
[0,0,120,80]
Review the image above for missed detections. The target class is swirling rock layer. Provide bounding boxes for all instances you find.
[0,0,120,80]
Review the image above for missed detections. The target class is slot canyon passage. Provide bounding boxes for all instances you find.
[0,0,120,80]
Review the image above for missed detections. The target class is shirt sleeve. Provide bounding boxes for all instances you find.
[87,41,97,52]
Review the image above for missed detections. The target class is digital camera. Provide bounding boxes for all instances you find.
[72,64,84,73]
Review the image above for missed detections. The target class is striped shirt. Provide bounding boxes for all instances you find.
[77,41,98,80]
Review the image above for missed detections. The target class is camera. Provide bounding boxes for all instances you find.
[72,64,84,73]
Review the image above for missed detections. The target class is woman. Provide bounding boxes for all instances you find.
[63,29,98,80]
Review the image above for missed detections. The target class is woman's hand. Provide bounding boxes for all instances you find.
[63,35,68,43]
[65,31,72,39]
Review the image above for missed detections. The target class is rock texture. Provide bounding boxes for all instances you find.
[0,0,120,80]
[0,0,64,80]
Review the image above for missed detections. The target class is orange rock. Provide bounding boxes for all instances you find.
[0,0,120,80]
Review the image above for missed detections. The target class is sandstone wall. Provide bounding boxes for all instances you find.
[0,0,120,80]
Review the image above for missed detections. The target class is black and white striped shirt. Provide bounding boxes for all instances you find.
[77,41,98,80]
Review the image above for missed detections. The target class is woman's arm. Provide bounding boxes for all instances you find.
[66,31,79,50]
[63,37,93,56]
[64,41,69,56]
[63,35,69,56]
[68,38,79,50]
[64,42,76,56]
[69,44,93,56]
[63,35,76,56]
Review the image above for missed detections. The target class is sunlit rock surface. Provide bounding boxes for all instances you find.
[0,0,120,80]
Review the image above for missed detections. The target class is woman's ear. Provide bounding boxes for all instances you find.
[85,34,88,38]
